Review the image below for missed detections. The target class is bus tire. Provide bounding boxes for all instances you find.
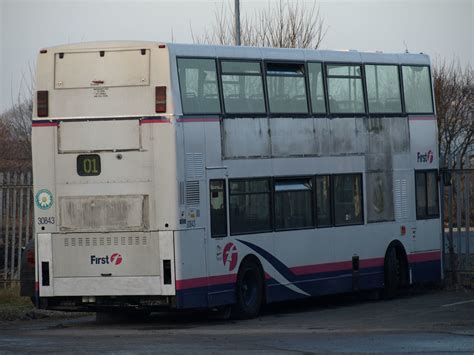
[383,247,402,299]
[232,258,264,319]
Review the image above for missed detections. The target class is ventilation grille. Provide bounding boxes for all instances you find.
[179,181,185,206]
[185,153,204,179]
[185,181,200,206]
[394,179,408,220]
[64,235,148,247]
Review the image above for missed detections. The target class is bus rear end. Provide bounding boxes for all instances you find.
[32,41,178,311]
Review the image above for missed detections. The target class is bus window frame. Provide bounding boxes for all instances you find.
[217,57,268,118]
[363,62,405,117]
[306,61,329,116]
[228,177,273,236]
[314,174,333,228]
[272,175,316,231]
[324,62,368,117]
[414,169,440,220]
[209,179,228,238]
[331,172,365,227]
[263,60,312,118]
[401,64,435,115]
[176,56,223,116]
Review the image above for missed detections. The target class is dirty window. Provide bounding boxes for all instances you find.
[316,175,332,226]
[177,58,221,114]
[221,60,265,114]
[366,172,395,223]
[266,63,309,114]
[365,65,402,113]
[326,64,365,114]
[229,179,272,235]
[333,174,363,226]
[210,180,227,237]
[274,179,313,230]
[308,63,326,113]
[402,66,433,113]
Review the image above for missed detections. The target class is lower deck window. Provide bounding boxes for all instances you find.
[333,174,363,225]
[274,178,313,230]
[229,179,271,235]
[415,170,439,219]
[210,180,227,237]
[316,175,332,226]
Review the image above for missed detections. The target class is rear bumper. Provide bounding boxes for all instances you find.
[52,276,164,296]
[38,295,176,312]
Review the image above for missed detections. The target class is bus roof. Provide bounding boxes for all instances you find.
[41,41,431,66]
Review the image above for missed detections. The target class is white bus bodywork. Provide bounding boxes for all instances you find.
[32,41,441,312]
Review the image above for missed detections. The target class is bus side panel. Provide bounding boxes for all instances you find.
[174,229,210,309]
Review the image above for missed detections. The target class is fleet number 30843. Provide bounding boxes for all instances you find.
[38,217,55,225]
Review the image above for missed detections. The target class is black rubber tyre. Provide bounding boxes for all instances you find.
[232,258,264,319]
[383,247,401,299]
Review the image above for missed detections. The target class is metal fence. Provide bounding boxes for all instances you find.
[442,168,474,285]
[0,171,33,288]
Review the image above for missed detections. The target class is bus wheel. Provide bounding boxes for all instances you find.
[232,258,263,319]
[384,247,402,299]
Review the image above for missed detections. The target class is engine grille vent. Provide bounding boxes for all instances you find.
[185,181,200,206]
[63,235,148,247]
[394,179,408,220]
[185,153,204,179]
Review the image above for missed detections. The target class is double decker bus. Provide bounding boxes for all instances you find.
[30,41,441,318]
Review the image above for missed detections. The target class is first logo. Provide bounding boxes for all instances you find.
[35,189,54,210]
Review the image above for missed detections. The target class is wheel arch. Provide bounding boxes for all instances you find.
[385,239,410,286]
[238,253,267,304]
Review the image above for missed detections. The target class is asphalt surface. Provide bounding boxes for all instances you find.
[1,288,474,353]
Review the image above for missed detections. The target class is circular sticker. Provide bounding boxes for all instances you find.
[35,189,54,210]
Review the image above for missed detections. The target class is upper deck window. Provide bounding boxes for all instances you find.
[326,64,365,114]
[177,58,221,114]
[402,66,434,114]
[265,63,309,114]
[221,60,266,114]
[308,63,327,113]
[365,64,402,114]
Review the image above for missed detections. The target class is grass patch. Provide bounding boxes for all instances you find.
[0,285,34,321]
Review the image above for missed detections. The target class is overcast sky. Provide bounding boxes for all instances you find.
[0,0,472,113]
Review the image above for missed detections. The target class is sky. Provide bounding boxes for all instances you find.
[0,0,472,113]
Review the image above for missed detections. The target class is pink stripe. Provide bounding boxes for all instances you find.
[360,257,385,268]
[291,260,352,275]
[409,115,436,121]
[176,273,236,290]
[176,251,440,290]
[32,122,58,127]
[408,250,441,263]
[141,119,170,124]
[177,118,220,123]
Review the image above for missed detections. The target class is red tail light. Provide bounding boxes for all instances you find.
[155,86,166,113]
[27,249,35,267]
[37,91,49,117]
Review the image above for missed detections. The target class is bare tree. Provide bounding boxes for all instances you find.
[434,60,473,169]
[0,68,34,170]
[193,0,327,49]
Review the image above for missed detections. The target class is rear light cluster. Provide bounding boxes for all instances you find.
[37,87,166,116]
[37,90,49,117]
[26,249,35,267]
[155,86,166,113]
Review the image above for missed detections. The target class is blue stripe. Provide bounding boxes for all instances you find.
[237,239,297,282]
